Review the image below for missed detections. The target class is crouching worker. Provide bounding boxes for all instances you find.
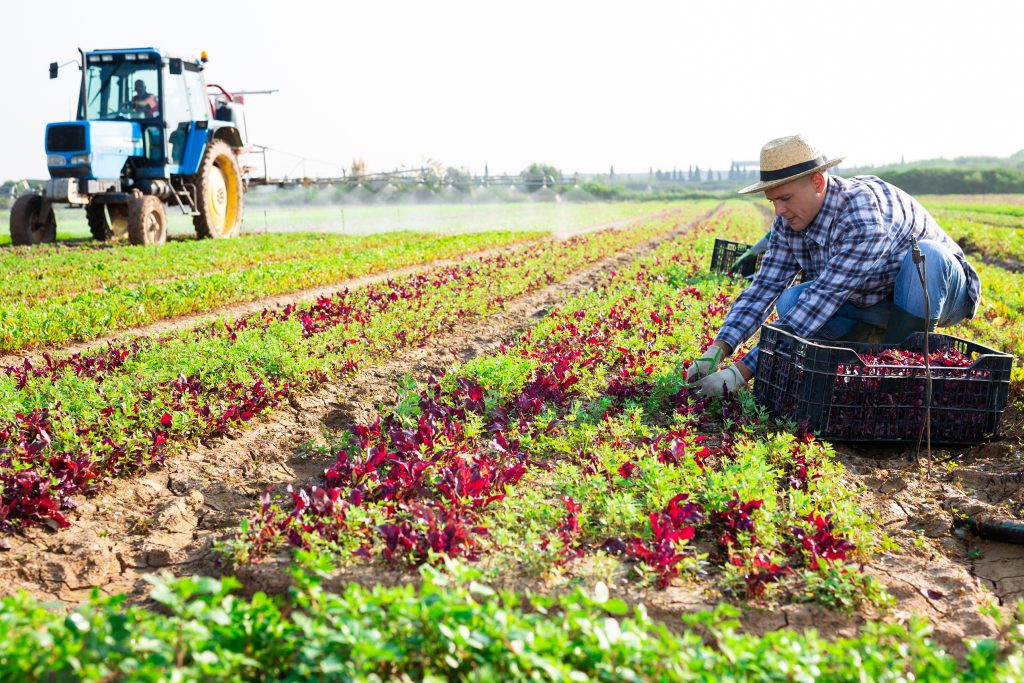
[687,134,980,398]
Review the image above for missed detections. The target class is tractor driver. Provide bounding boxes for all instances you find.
[131,79,158,117]
[686,134,981,397]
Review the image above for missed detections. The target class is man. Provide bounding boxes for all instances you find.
[687,134,980,397]
[132,79,158,116]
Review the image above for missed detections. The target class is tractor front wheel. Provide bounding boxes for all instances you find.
[192,139,243,239]
[127,196,168,246]
[86,203,130,242]
[9,194,57,246]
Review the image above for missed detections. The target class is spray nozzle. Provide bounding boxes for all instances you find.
[911,235,924,265]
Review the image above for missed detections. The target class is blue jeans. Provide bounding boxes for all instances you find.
[742,240,974,370]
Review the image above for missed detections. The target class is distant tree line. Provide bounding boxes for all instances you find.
[644,166,747,183]
[871,167,1024,195]
[851,149,1024,194]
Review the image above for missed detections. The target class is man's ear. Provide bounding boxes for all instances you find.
[811,172,827,193]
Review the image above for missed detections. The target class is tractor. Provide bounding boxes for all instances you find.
[10,47,247,246]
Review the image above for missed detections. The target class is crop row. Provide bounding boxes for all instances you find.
[2,231,518,304]
[2,198,685,300]
[923,201,1024,224]
[928,211,1024,267]
[0,230,541,353]
[0,562,1020,682]
[0,205,712,533]
[230,203,890,609]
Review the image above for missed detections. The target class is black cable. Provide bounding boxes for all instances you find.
[911,236,932,462]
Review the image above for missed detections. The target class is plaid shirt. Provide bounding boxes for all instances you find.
[716,175,980,352]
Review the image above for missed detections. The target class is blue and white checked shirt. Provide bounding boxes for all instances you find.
[716,175,980,355]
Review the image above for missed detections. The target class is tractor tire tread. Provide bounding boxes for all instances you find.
[9,194,56,246]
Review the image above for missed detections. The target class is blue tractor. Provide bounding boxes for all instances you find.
[11,48,247,246]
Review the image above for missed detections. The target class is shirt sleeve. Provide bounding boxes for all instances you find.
[716,223,801,351]
[750,231,771,255]
[780,195,891,338]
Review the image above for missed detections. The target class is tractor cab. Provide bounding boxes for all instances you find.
[69,48,217,174]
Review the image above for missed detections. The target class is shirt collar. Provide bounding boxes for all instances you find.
[801,176,841,246]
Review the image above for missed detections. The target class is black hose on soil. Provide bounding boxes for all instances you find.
[946,496,1024,546]
[955,515,1024,545]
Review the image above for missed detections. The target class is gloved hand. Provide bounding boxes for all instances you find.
[696,365,747,398]
[685,345,725,383]
[729,248,755,273]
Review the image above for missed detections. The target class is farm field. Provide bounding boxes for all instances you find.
[0,199,1022,679]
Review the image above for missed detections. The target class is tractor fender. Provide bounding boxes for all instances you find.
[208,122,243,150]
[177,124,242,176]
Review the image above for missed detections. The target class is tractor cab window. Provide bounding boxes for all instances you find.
[182,67,210,121]
[163,71,192,165]
[83,57,160,121]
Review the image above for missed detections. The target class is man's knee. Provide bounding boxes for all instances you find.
[901,240,954,286]
[775,284,805,316]
[901,239,957,275]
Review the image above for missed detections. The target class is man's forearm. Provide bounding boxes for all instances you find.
[710,339,733,356]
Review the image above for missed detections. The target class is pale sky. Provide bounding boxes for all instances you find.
[3,0,1022,181]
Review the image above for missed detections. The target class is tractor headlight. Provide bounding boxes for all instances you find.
[70,154,92,165]
[46,154,66,166]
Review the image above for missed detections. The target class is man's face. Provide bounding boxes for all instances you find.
[764,174,826,231]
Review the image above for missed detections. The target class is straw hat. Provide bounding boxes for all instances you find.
[738,135,844,194]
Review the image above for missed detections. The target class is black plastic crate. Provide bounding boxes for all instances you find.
[753,323,1014,444]
[710,239,761,278]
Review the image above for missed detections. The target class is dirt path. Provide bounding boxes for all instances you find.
[838,440,1024,607]
[0,209,706,606]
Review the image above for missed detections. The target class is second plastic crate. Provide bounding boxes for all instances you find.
[710,238,761,278]
[753,323,1013,444]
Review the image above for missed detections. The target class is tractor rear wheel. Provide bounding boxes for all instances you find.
[127,195,167,246]
[9,194,57,246]
[192,139,243,239]
[86,203,130,241]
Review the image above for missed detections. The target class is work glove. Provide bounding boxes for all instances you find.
[685,345,725,384]
[696,366,747,398]
[729,248,755,273]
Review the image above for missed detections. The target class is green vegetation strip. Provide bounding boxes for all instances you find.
[0,232,471,303]
[0,230,538,353]
[924,201,1024,220]
[0,561,1020,682]
[931,212,1024,265]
